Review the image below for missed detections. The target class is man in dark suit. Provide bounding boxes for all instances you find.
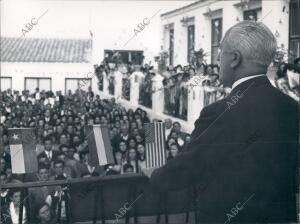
[38,137,60,163]
[149,21,299,223]
[77,150,104,177]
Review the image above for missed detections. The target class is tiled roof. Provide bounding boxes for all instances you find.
[0,37,92,63]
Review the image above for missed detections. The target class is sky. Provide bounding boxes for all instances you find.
[1,0,196,63]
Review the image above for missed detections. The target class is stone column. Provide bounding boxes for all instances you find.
[102,71,109,95]
[187,85,205,123]
[130,72,143,106]
[151,73,165,113]
[114,70,123,99]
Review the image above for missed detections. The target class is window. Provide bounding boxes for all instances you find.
[187,25,195,64]
[211,18,222,64]
[25,78,51,93]
[243,8,262,21]
[104,50,144,65]
[169,28,174,66]
[65,78,92,94]
[289,0,300,58]
[0,77,12,91]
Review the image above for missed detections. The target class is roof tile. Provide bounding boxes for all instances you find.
[0,37,92,63]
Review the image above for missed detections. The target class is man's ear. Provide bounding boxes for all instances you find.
[230,50,241,68]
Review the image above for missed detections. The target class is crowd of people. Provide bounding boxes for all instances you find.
[274,58,300,102]
[160,63,227,119]
[95,56,228,120]
[95,52,300,121]
[0,88,190,223]
[0,58,299,223]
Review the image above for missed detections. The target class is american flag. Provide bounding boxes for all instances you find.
[145,122,166,168]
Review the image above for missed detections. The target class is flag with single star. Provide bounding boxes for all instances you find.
[8,128,38,174]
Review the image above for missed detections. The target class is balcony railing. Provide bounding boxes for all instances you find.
[1,174,197,224]
[97,69,222,133]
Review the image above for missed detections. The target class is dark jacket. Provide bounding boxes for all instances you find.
[76,162,104,177]
[38,150,60,162]
[151,76,299,223]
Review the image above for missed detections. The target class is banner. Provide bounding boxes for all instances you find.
[8,128,38,174]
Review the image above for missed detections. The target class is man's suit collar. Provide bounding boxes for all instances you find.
[230,75,271,96]
[232,74,265,90]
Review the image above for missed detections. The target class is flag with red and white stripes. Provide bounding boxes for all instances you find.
[86,125,114,166]
[145,122,166,168]
[8,128,38,174]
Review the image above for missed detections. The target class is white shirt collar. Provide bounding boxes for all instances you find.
[10,202,27,224]
[87,164,95,173]
[1,189,9,197]
[45,150,52,159]
[232,74,265,90]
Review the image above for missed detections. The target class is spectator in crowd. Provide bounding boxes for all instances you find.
[126,148,138,173]
[0,172,10,217]
[1,157,7,173]
[170,122,185,147]
[5,167,13,182]
[38,137,59,163]
[139,71,153,108]
[123,164,134,173]
[274,58,299,101]
[64,145,80,178]
[52,170,70,223]
[116,126,130,146]
[166,136,177,146]
[1,171,8,184]
[164,119,172,139]
[53,160,71,180]
[167,143,180,161]
[107,151,123,175]
[29,164,55,208]
[117,141,128,161]
[77,150,103,177]
[182,134,191,149]
[137,144,146,171]
[36,203,56,224]
[3,189,27,224]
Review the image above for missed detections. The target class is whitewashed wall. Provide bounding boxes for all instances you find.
[0,62,99,95]
[161,0,290,65]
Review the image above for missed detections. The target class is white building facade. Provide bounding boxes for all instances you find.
[0,37,98,94]
[161,0,300,66]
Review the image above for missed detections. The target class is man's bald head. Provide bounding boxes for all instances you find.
[164,118,172,129]
[219,21,277,87]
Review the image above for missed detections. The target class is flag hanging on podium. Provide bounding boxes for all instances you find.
[145,122,166,168]
[8,128,38,174]
[86,125,114,166]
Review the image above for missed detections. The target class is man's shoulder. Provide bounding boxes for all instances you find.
[200,97,229,116]
[37,151,46,157]
[77,162,87,170]
[273,85,299,108]
[254,82,299,112]
[52,150,60,156]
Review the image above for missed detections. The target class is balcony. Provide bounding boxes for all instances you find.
[96,68,224,134]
